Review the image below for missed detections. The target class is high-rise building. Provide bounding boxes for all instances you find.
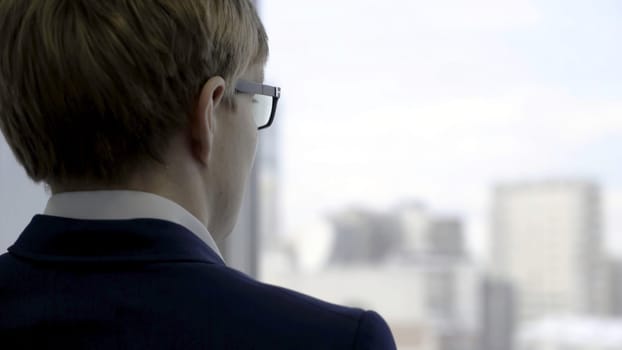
[397,202,429,255]
[600,257,622,317]
[397,203,464,258]
[479,277,515,350]
[327,204,465,265]
[610,259,622,316]
[328,208,401,264]
[491,180,603,322]
[428,218,464,257]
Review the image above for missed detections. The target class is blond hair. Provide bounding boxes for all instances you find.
[0,0,268,186]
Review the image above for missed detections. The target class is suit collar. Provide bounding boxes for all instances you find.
[8,215,225,265]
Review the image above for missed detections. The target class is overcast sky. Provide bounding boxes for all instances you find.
[260,0,622,260]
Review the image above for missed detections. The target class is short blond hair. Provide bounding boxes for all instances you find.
[0,0,268,186]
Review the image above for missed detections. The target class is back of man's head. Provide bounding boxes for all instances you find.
[0,0,268,188]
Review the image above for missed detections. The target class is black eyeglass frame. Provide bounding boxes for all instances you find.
[234,80,281,130]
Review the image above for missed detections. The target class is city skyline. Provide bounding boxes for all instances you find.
[268,179,620,349]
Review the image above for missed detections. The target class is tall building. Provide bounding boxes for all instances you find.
[491,180,603,322]
[328,208,401,264]
[600,257,622,317]
[610,259,622,316]
[428,218,464,257]
[397,202,429,255]
[479,277,515,350]
[397,203,464,258]
[327,204,465,265]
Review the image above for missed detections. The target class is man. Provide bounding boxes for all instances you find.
[0,0,396,349]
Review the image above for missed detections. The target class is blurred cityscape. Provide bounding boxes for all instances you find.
[254,1,622,348]
[259,177,622,350]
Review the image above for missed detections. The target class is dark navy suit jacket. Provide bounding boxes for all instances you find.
[0,215,396,349]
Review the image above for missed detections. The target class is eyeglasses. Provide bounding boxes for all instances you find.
[235,80,281,130]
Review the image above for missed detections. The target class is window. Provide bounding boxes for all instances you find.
[256,1,622,348]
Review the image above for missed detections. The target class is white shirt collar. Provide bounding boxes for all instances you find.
[43,190,223,260]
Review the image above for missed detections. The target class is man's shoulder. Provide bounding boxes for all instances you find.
[181,263,396,349]
[0,251,23,280]
[184,262,363,321]
[0,248,397,349]
[210,264,360,316]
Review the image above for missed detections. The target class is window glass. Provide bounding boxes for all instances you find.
[258,1,622,348]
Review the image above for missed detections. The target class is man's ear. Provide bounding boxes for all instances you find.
[189,76,226,166]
